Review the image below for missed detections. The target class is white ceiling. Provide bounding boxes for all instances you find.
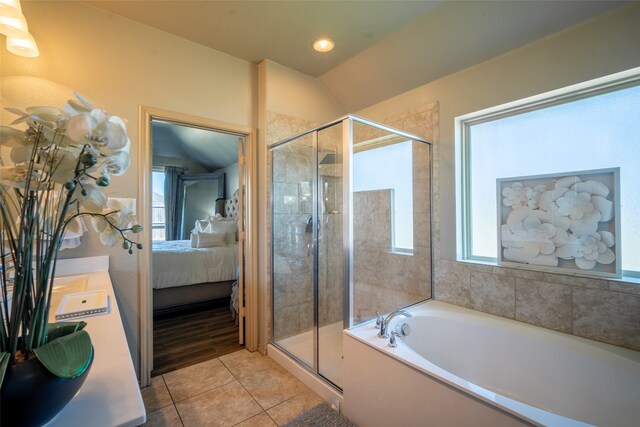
[85,0,629,111]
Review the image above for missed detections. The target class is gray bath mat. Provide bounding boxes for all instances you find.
[282,403,356,427]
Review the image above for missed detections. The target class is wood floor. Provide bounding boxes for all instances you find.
[152,300,243,377]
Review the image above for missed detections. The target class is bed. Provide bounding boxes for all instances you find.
[152,189,241,316]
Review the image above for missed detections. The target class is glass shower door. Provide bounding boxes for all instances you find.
[271,133,315,368]
[317,123,345,388]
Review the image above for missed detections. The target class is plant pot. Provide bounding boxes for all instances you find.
[0,351,94,427]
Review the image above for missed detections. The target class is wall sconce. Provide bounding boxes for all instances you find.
[0,0,38,58]
[0,0,21,18]
[6,32,37,57]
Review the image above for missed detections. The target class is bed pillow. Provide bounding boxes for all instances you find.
[190,232,198,248]
[196,231,227,248]
[194,219,210,232]
[204,217,238,244]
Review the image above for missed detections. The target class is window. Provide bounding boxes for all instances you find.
[152,170,166,242]
[458,71,640,277]
[354,140,413,251]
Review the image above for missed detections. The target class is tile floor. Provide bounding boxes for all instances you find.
[141,349,326,427]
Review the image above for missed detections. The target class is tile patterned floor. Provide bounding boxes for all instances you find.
[141,349,325,427]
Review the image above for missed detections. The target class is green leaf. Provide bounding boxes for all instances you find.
[34,330,93,379]
[46,321,87,342]
[0,352,9,387]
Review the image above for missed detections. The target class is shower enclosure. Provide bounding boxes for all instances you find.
[270,115,432,390]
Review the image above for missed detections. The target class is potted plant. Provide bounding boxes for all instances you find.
[0,94,142,426]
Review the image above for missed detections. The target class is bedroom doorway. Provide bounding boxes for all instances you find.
[139,106,258,386]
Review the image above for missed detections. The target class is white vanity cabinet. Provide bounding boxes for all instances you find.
[44,256,146,427]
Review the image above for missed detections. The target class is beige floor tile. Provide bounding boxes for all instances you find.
[164,358,235,402]
[142,376,174,413]
[176,380,263,427]
[219,349,279,379]
[266,390,325,425]
[233,412,277,427]
[143,405,183,427]
[239,365,310,410]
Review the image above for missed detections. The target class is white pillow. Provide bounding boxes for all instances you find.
[204,217,238,244]
[190,232,198,248]
[196,231,227,248]
[194,219,210,232]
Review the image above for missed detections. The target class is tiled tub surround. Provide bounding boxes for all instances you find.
[435,261,640,351]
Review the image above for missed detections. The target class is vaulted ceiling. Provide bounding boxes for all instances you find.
[89,1,629,160]
[86,1,629,111]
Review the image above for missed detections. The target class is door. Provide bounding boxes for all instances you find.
[237,137,246,345]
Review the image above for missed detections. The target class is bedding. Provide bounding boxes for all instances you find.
[152,240,238,289]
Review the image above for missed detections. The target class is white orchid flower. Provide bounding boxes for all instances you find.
[48,149,78,184]
[100,150,130,177]
[64,109,128,153]
[0,126,25,147]
[0,166,41,189]
[76,181,107,213]
[91,198,136,246]
[62,93,95,117]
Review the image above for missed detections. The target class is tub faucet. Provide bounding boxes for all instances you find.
[378,309,412,338]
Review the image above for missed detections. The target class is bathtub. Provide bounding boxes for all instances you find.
[342,300,640,427]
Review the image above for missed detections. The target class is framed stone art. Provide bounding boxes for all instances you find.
[497,167,621,278]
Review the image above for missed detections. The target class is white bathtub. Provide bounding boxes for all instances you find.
[342,300,640,427]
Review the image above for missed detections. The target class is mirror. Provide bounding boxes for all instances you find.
[177,173,225,239]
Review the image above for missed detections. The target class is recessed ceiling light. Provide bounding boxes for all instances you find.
[312,38,334,53]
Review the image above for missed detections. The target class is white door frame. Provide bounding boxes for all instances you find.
[138,105,259,387]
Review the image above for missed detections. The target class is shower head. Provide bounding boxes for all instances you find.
[319,153,343,165]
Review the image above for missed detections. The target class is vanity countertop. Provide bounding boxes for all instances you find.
[44,256,146,427]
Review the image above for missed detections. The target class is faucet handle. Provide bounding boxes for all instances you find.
[388,331,401,348]
[375,311,383,329]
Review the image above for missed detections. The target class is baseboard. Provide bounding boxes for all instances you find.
[257,343,268,355]
[267,343,343,410]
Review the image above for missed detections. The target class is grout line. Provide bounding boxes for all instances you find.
[266,411,280,426]
[162,376,186,427]
[169,376,237,404]
[161,375,177,405]
[174,404,186,427]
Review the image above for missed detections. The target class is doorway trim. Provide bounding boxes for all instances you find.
[138,105,258,387]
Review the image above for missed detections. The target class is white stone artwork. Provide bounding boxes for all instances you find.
[497,168,620,278]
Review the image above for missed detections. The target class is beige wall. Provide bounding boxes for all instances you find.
[357,3,640,350]
[0,1,257,373]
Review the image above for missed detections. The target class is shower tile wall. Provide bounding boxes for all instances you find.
[272,141,314,340]
[268,111,317,342]
[352,140,431,323]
